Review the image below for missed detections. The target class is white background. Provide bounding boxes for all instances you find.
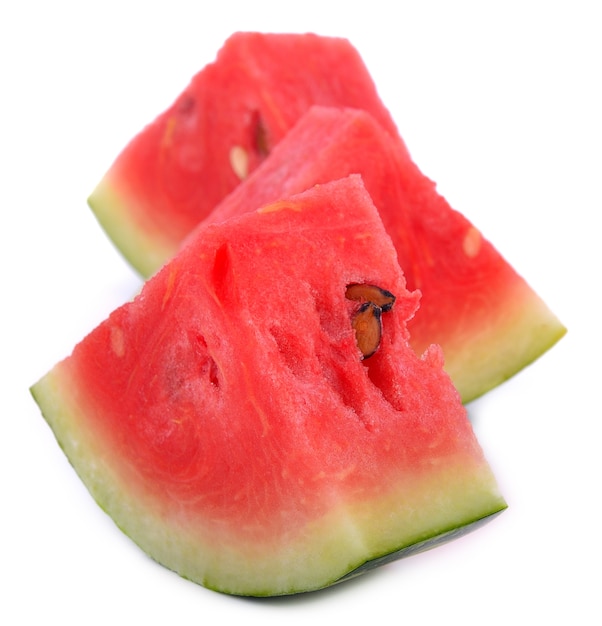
[2,1,600,624]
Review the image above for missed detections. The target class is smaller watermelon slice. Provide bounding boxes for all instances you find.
[32,176,506,596]
[88,32,400,277]
[189,106,566,403]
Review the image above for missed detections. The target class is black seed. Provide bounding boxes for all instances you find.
[252,110,270,158]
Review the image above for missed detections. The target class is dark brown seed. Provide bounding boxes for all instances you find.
[252,110,270,158]
[345,283,396,312]
[351,302,382,359]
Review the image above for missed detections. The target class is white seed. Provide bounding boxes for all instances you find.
[110,325,125,358]
[229,145,249,180]
[462,226,482,258]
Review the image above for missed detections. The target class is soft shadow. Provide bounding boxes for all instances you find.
[464,393,490,428]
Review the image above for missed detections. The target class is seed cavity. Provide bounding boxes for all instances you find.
[346,283,396,359]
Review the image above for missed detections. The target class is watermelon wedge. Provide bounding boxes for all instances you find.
[188,105,565,403]
[88,32,401,277]
[32,176,506,596]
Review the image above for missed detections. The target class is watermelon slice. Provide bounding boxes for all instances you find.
[32,176,506,596]
[189,106,566,402]
[88,32,401,277]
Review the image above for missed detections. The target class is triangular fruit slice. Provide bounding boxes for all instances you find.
[88,32,401,277]
[32,176,506,597]
[193,106,566,403]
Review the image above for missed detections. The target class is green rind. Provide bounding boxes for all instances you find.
[200,512,508,597]
[88,176,175,278]
[443,286,567,403]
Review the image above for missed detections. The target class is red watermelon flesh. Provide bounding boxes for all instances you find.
[88,32,402,277]
[31,176,506,596]
[187,105,566,403]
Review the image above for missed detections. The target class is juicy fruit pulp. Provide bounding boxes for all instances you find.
[32,176,506,596]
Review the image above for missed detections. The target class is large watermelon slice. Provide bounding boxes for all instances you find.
[188,105,565,403]
[31,176,506,597]
[88,32,401,277]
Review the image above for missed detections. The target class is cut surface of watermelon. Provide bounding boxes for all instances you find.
[88,32,400,277]
[188,106,566,402]
[32,176,506,596]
